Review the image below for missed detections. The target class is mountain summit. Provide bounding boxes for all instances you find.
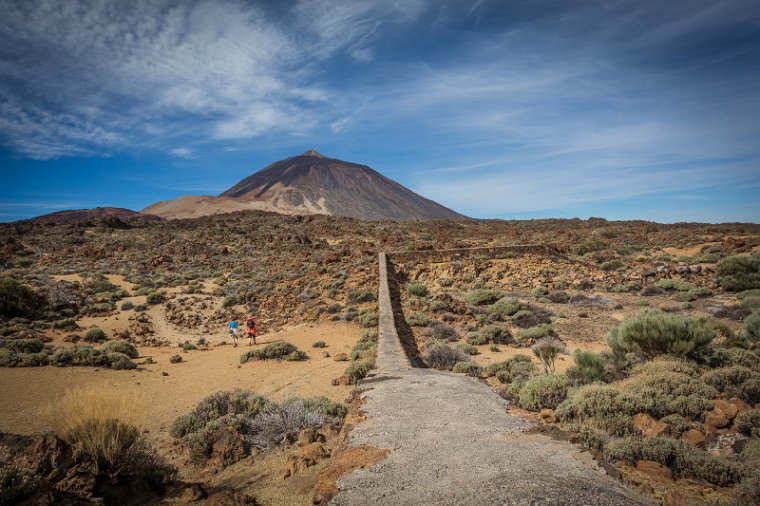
[144,151,465,221]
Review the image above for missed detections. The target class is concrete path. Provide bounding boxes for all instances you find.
[329,254,652,506]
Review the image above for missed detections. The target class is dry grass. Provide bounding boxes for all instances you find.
[42,383,144,434]
[41,384,153,478]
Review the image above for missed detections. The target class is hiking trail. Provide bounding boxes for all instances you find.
[329,252,652,506]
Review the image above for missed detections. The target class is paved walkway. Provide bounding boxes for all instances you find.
[329,254,652,506]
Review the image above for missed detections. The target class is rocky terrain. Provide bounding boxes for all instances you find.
[1,213,759,504]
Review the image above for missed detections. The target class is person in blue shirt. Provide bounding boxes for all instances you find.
[228,320,239,347]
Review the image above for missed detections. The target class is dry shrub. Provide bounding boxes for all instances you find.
[43,383,143,433]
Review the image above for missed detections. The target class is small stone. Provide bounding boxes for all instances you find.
[161,371,169,376]
[169,354,182,363]
[333,353,349,362]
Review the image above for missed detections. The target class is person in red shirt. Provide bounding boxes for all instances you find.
[245,315,257,345]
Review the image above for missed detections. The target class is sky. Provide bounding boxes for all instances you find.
[1,0,759,223]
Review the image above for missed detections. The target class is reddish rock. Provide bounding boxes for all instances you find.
[333,353,348,362]
[680,429,706,447]
[632,413,669,437]
[704,410,730,429]
[539,409,555,423]
[283,443,329,478]
[710,399,749,421]
[208,428,247,470]
[635,460,673,482]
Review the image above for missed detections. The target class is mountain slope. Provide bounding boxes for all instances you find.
[220,150,464,221]
[27,207,163,224]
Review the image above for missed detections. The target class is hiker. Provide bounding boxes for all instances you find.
[245,315,257,345]
[228,320,239,347]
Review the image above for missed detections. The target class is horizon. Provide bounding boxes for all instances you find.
[2,0,760,223]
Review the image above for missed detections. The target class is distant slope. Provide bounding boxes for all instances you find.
[145,150,466,221]
[27,207,163,224]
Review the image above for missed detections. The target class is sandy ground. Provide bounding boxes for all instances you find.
[0,321,360,438]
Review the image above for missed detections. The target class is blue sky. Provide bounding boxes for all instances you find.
[1,0,759,222]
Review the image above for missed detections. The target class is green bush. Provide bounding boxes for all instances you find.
[732,473,760,506]
[482,355,534,378]
[671,287,713,302]
[83,327,107,343]
[566,350,606,386]
[489,297,520,317]
[358,312,378,328]
[716,255,760,291]
[627,371,717,419]
[493,358,537,385]
[105,352,137,370]
[479,324,512,344]
[169,413,205,439]
[465,290,501,306]
[601,259,624,271]
[425,343,468,371]
[740,379,760,405]
[740,439,760,463]
[0,338,44,353]
[0,278,40,319]
[438,278,454,288]
[452,361,482,376]
[734,409,760,437]
[302,397,348,418]
[517,375,568,411]
[531,286,549,298]
[702,366,759,398]
[312,340,327,348]
[0,460,37,504]
[346,289,375,304]
[741,296,760,309]
[606,310,715,360]
[604,436,746,486]
[427,321,458,341]
[655,279,697,292]
[520,324,553,340]
[531,337,566,373]
[465,332,488,346]
[407,312,430,327]
[100,340,139,358]
[240,342,307,362]
[407,283,429,297]
[744,312,760,343]
[660,414,700,438]
[455,343,479,355]
[345,360,374,384]
[146,291,165,305]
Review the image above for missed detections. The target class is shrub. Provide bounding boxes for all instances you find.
[345,360,374,384]
[429,300,448,312]
[466,333,488,346]
[0,460,37,504]
[407,311,430,327]
[702,366,759,398]
[452,361,482,376]
[531,337,567,373]
[740,439,760,463]
[240,342,307,362]
[407,283,429,297]
[627,371,717,419]
[489,297,520,316]
[83,327,107,343]
[466,290,501,306]
[601,259,625,271]
[661,414,700,438]
[606,310,715,360]
[169,413,205,439]
[547,291,570,303]
[604,436,746,486]
[105,352,137,370]
[742,296,760,309]
[189,389,270,427]
[456,343,479,355]
[302,397,348,418]
[120,301,134,311]
[531,286,549,298]
[245,398,336,449]
[182,342,197,351]
[744,312,760,343]
[566,350,606,386]
[15,351,49,367]
[491,357,537,385]
[556,384,634,422]
[0,338,44,353]
[520,324,553,340]
[0,278,40,319]
[346,289,375,304]
[479,324,512,344]
[427,321,458,341]
[146,291,165,305]
[43,385,174,483]
[518,375,569,411]
[359,312,378,328]
[425,343,469,371]
[732,473,760,506]
[438,278,454,288]
[734,409,760,437]
[740,379,760,405]
[716,255,760,291]
[312,340,327,348]
[99,340,138,358]
[50,345,108,367]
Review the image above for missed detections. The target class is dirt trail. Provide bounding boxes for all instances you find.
[329,254,652,505]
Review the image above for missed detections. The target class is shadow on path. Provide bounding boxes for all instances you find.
[386,260,426,368]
